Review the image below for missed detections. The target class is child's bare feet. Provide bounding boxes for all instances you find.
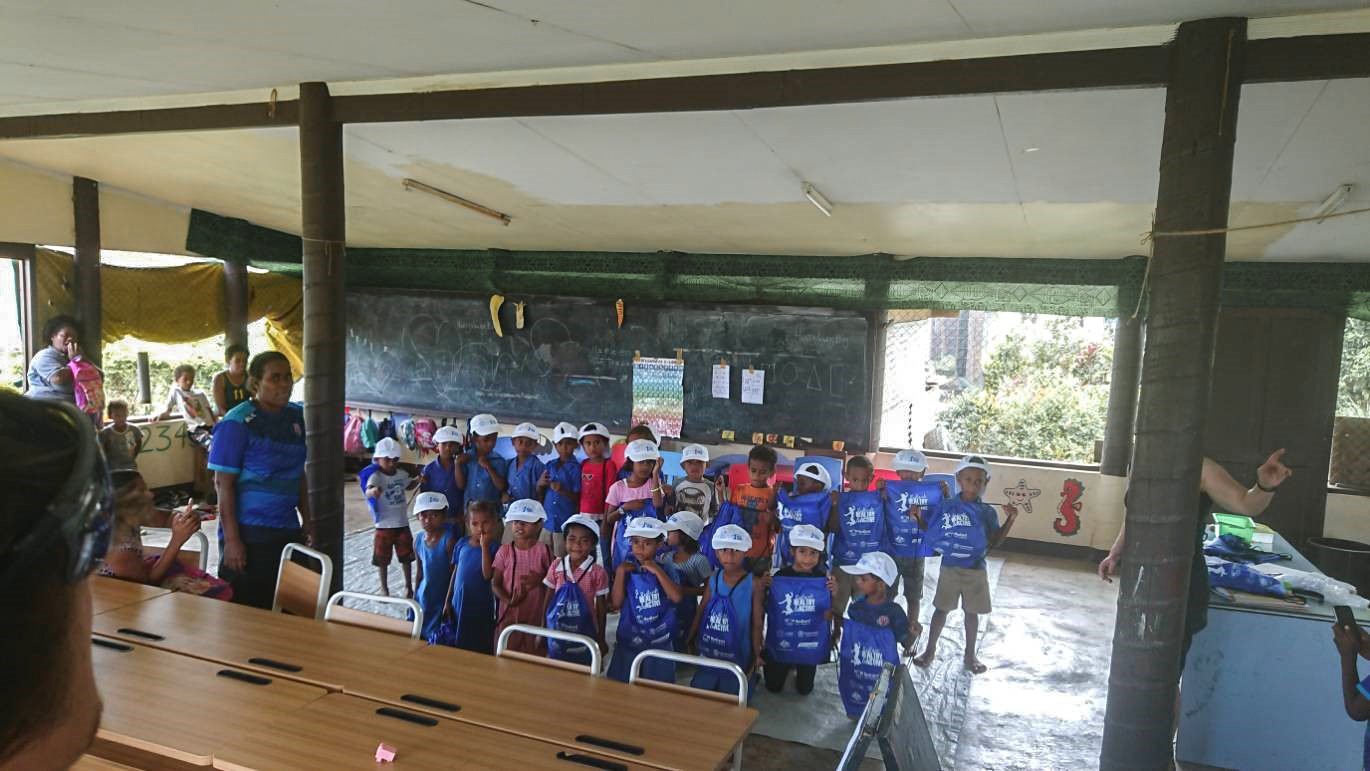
[964,656,988,675]
[912,650,934,668]
[379,585,390,597]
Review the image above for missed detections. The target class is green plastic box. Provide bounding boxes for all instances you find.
[1212,512,1256,545]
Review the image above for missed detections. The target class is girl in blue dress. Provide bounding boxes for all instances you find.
[447,500,499,654]
[413,492,456,641]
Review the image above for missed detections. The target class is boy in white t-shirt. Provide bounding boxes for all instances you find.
[672,444,718,522]
[155,365,216,445]
[363,437,418,597]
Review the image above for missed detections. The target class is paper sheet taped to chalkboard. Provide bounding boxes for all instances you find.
[344,291,872,449]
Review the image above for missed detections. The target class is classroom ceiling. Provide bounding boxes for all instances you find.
[0,3,1366,261]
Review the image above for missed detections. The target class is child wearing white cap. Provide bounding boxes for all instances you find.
[672,444,718,522]
[605,439,667,571]
[456,414,508,509]
[576,422,617,524]
[762,523,836,696]
[838,550,915,718]
[419,425,466,536]
[662,511,712,650]
[687,524,764,697]
[608,518,685,684]
[413,492,456,641]
[879,448,946,639]
[538,422,583,556]
[504,422,546,507]
[774,461,832,568]
[543,514,609,664]
[827,455,887,634]
[492,499,554,655]
[362,437,417,598]
[914,455,1018,675]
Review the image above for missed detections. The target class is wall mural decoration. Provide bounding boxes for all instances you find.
[1055,478,1085,537]
[1004,479,1042,513]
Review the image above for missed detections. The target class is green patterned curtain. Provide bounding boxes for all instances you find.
[187,208,1370,319]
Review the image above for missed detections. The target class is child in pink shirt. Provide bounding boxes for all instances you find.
[543,514,610,663]
[493,499,554,655]
[604,439,667,572]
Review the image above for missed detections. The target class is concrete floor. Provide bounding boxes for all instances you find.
[179,480,1138,769]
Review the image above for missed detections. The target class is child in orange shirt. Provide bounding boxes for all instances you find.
[717,445,779,576]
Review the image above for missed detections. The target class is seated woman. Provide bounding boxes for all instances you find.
[97,469,233,600]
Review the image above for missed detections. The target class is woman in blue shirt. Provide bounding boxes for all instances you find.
[208,352,310,609]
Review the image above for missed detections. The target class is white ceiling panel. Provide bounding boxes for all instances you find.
[735,96,1019,204]
[947,0,1363,37]
[1234,78,1370,204]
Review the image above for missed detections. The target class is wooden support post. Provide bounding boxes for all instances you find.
[299,82,347,593]
[72,177,102,366]
[223,260,250,349]
[1100,17,1246,769]
[1100,315,1143,477]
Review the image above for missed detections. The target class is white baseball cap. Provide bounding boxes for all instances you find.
[413,491,449,514]
[504,499,547,524]
[373,436,403,459]
[625,438,660,463]
[561,513,601,541]
[795,462,832,490]
[954,454,991,480]
[552,422,579,444]
[680,444,709,464]
[664,511,705,541]
[623,517,667,540]
[788,524,826,552]
[433,425,463,445]
[840,551,898,587]
[511,422,543,442]
[893,449,929,472]
[579,422,610,441]
[469,413,499,437]
[711,524,753,552]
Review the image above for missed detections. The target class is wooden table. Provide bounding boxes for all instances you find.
[90,575,171,615]
[92,592,423,689]
[343,644,757,771]
[91,636,327,766]
[212,692,658,771]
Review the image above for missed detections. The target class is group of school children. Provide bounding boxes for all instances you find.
[357,413,1018,718]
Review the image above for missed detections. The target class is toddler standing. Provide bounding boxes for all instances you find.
[420,425,465,535]
[457,414,508,509]
[762,524,835,695]
[577,422,618,527]
[363,437,416,598]
[608,518,683,683]
[504,422,546,504]
[672,444,718,521]
[688,524,764,697]
[543,514,609,665]
[447,501,499,654]
[838,551,915,718]
[539,422,582,557]
[413,492,456,641]
[493,499,555,654]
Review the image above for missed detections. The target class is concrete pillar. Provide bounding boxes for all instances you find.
[1100,18,1246,769]
[223,260,250,350]
[299,82,347,592]
[72,177,102,366]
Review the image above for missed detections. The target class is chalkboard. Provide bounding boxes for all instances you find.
[345,290,872,449]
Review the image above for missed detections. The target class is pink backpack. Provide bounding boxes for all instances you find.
[343,411,365,454]
[67,359,105,418]
[413,417,438,454]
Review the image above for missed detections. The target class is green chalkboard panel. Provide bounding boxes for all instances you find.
[345,290,872,449]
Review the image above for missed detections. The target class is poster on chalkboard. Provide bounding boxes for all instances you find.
[632,357,685,438]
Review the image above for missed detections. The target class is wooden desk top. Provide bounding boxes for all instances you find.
[89,575,171,616]
[92,592,423,689]
[92,636,327,766]
[343,645,757,771]
[212,693,658,771]
[71,755,141,771]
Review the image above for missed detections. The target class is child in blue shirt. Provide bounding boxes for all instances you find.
[838,551,915,718]
[419,425,465,535]
[1333,616,1370,769]
[504,422,546,505]
[539,422,582,557]
[412,491,456,641]
[827,456,886,635]
[688,524,763,698]
[914,455,1018,675]
[456,414,507,510]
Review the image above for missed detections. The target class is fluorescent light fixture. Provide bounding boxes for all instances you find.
[1023,147,1040,153]
[802,182,833,217]
[1314,184,1354,222]
[403,178,512,226]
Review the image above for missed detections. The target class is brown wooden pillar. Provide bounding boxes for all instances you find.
[1100,314,1144,476]
[72,177,102,366]
[299,82,346,591]
[223,260,250,350]
[1100,17,1246,769]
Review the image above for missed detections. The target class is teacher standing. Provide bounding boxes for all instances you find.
[25,315,83,402]
[208,351,310,608]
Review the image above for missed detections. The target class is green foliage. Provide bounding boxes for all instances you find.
[939,318,1112,463]
[1339,318,1370,418]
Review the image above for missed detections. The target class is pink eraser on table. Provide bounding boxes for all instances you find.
[375,743,397,762]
